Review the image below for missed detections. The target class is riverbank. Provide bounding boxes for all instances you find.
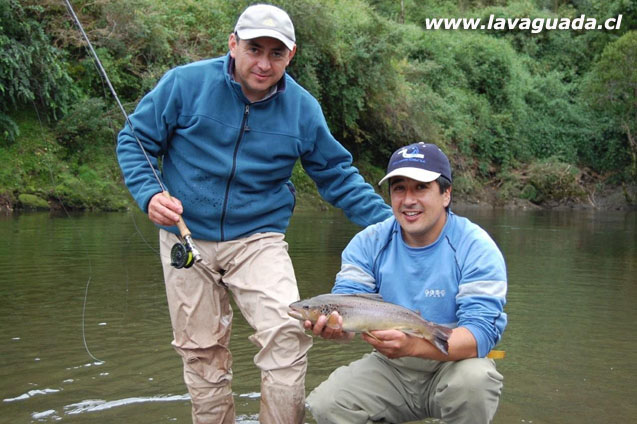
[4,179,633,216]
[453,181,636,212]
[1,111,634,215]
[2,110,634,215]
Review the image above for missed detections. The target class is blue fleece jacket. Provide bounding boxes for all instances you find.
[333,212,508,358]
[117,54,391,241]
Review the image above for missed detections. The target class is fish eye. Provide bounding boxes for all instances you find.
[302,305,309,309]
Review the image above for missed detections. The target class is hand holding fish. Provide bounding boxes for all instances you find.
[303,311,356,342]
[364,326,482,362]
[362,329,419,359]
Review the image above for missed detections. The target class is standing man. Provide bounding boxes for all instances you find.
[116,4,391,423]
[306,142,507,424]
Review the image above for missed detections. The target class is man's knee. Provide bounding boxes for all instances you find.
[253,320,312,378]
[306,385,329,412]
[306,368,370,424]
[436,359,503,421]
[446,359,502,396]
[176,345,233,388]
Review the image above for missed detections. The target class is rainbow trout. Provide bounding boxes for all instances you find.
[288,293,452,355]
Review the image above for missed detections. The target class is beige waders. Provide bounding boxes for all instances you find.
[307,351,503,424]
[160,230,313,424]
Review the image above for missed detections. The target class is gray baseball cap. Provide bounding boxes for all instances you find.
[234,4,296,50]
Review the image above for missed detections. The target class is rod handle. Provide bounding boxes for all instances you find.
[162,191,190,238]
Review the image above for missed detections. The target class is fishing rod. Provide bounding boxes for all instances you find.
[62,0,201,269]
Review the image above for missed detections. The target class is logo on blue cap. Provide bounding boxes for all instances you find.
[397,146,425,160]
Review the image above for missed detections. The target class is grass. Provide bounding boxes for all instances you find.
[1,109,131,211]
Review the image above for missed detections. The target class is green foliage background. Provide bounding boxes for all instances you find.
[1,0,636,210]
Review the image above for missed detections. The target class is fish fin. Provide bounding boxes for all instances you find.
[363,331,381,342]
[402,329,422,338]
[351,293,384,301]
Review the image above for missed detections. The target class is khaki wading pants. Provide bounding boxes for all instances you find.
[160,230,313,424]
[307,351,503,424]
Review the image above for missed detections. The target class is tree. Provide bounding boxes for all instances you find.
[584,31,637,179]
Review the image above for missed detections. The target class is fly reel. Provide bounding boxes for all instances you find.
[170,242,194,269]
[170,234,202,269]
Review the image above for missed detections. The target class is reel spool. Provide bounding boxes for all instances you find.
[170,242,195,269]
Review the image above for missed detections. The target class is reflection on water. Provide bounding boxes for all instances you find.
[0,208,635,423]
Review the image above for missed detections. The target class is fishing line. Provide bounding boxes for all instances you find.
[81,277,104,364]
[31,101,104,364]
[62,0,202,269]
[130,210,160,256]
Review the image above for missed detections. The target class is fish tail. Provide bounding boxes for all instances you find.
[429,325,453,355]
[432,337,450,355]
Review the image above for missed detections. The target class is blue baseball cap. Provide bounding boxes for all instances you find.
[378,142,452,185]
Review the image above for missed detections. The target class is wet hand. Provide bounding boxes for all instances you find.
[304,312,355,342]
[148,192,183,226]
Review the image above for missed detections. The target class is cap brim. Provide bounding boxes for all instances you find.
[378,168,441,186]
[236,28,295,50]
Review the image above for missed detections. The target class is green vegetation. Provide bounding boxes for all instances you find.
[582,30,637,179]
[1,0,636,212]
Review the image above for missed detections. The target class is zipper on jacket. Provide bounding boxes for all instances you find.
[220,104,250,241]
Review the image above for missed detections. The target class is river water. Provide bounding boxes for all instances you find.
[0,207,635,423]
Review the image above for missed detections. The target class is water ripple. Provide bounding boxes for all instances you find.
[63,394,190,414]
[4,388,61,403]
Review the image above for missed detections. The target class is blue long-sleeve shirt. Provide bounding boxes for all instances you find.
[117,53,391,241]
[333,212,507,357]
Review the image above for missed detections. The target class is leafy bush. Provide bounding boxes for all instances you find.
[521,158,586,204]
[281,0,407,156]
[519,70,591,162]
[0,112,19,142]
[405,29,528,169]
[0,0,77,143]
[51,163,129,210]
[581,31,637,180]
[54,98,115,154]
[18,193,49,210]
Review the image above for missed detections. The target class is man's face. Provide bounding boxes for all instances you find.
[228,34,296,102]
[389,177,451,247]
